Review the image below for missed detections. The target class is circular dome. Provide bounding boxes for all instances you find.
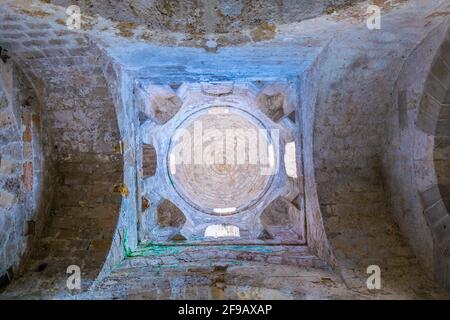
[167,106,275,215]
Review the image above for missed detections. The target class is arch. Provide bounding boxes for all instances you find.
[0,59,48,284]
[415,26,450,289]
[0,28,124,294]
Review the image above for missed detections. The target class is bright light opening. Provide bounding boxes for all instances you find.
[284,141,297,178]
[213,207,236,214]
[204,224,240,238]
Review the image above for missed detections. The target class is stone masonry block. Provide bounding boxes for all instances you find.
[22,112,32,142]
[22,162,33,192]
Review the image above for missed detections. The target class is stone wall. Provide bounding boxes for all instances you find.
[431,32,450,217]
[0,8,124,293]
[48,0,365,33]
[310,1,450,291]
[0,59,51,285]
[384,22,450,289]
[94,53,139,285]
[1,0,450,297]
[299,49,335,266]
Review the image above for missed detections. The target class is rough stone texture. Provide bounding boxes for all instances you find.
[307,0,450,291]
[0,0,450,300]
[47,0,366,34]
[0,59,51,282]
[0,5,123,293]
[384,20,450,289]
[3,245,448,300]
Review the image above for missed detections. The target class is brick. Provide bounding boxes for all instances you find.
[2,24,24,31]
[74,37,89,46]
[22,162,33,192]
[42,47,69,57]
[19,50,46,60]
[77,66,103,74]
[0,32,26,39]
[67,47,90,56]
[32,114,40,127]
[60,57,89,67]
[48,38,69,46]
[26,59,46,70]
[25,23,51,29]
[22,112,32,142]
[2,15,20,22]
[25,31,50,38]
[0,41,23,51]
[142,196,150,210]
[22,39,48,47]
[54,30,81,37]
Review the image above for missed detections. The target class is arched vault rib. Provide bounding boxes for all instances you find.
[0,10,124,295]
